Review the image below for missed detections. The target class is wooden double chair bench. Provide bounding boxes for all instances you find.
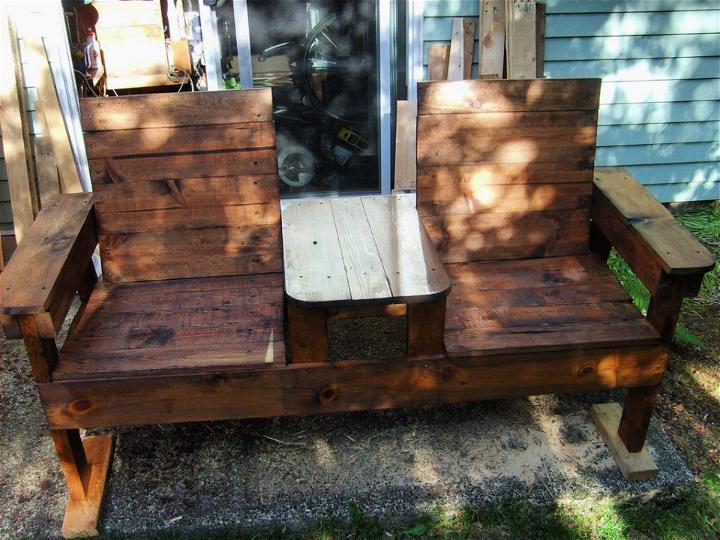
[0,79,714,537]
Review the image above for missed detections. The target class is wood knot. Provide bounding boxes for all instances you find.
[69,399,93,413]
[441,365,456,381]
[578,364,594,377]
[318,384,339,406]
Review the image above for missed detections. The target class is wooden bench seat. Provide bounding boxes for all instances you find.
[54,273,285,381]
[444,254,660,357]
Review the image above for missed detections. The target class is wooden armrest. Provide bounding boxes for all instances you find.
[591,167,715,296]
[0,194,96,339]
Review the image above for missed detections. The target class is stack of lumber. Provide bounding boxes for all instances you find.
[0,10,83,266]
[427,0,545,82]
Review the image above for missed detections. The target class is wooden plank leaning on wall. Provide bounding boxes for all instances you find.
[0,10,38,244]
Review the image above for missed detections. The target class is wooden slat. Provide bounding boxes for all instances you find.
[417,162,593,190]
[593,167,715,275]
[505,0,536,79]
[446,254,615,289]
[417,114,597,166]
[92,175,279,212]
[80,89,273,131]
[463,19,477,80]
[25,35,83,194]
[393,101,417,191]
[96,203,279,234]
[330,198,392,301]
[100,226,282,282]
[423,209,589,263]
[34,135,60,208]
[445,320,660,356]
[0,194,95,338]
[39,345,669,430]
[535,1,546,78]
[427,44,450,81]
[417,78,602,115]
[1,12,35,241]
[479,0,506,79]
[88,149,277,184]
[362,195,451,301]
[417,183,592,216]
[448,18,465,81]
[84,122,276,159]
[282,199,350,304]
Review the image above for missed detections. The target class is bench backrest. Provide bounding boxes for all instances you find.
[416,78,601,264]
[80,89,281,283]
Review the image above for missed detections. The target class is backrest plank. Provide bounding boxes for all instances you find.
[416,78,601,264]
[80,88,281,283]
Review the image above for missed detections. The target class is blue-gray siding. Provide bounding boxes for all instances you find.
[423,0,720,202]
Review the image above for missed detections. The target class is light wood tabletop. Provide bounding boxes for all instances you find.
[282,193,451,307]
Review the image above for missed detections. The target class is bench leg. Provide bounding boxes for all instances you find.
[51,429,115,538]
[618,384,660,452]
[288,303,328,363]
[407,297,446,356]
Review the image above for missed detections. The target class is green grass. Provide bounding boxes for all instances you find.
[607,203,720,349]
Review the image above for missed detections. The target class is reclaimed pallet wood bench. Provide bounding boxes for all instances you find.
[0,80,714,538]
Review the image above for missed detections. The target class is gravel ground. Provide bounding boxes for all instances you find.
[0,301,693,539]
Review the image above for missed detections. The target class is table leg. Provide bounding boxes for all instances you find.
[407,296,446,356]
[288,302,328,363]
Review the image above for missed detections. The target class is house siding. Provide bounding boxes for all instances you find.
[423,0,720,202]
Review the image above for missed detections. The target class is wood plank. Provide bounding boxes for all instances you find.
[423,209,589,262]
[417,115,597,166]
[88,149,278,184]
[479,0,506,79]
[407,297,447,356]
[535,1,546,78]
[418,183,592,216]
[59,434,115,538]
[593,168,715,275]
[34,135,60,208]
[330,198,392,301]
[505,1,536,79]
[448,18,465,81]
[1,11,35,241]
[25,34,83,194]
[393,101,417,191]
[427,44,450,81]
[100,227,282,282]
[96,203,279,234]
[463,19,477,80]
[80,89,273,131]
[417,162,593,190]
[0,194,95,317]
[39,345,670,430]
[282,199,350,304]
[418,79,601,115]
[84,122,276,159]
[591,403,658,481]
[92,175,279,212]
[287,303,328,363]
[446,255,617,290]
[362,195,451,302]
[445,320,662,357]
